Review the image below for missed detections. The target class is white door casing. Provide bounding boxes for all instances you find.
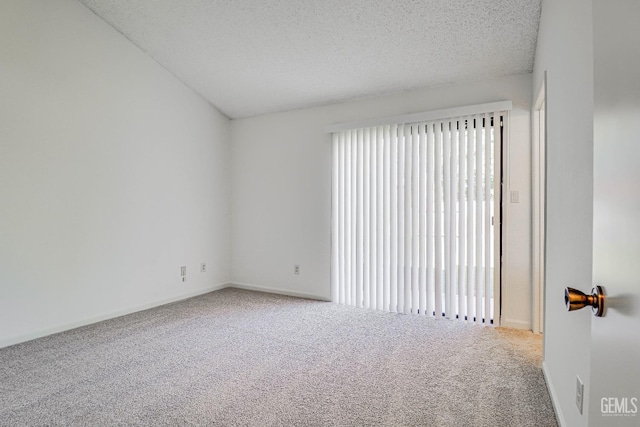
[532,76,546,335]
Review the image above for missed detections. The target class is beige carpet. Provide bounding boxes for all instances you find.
[0,288,557,426]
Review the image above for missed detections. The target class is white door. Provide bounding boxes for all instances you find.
[589,1,640,425]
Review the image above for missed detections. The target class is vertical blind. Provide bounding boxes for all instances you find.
[331,112,503,324]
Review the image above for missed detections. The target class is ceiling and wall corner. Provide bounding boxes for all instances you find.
[77,0,542,119]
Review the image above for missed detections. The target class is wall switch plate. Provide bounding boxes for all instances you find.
[294,265,300,275]
[576,375,584,414]
[510,190,520,203]
[200,263,206,273]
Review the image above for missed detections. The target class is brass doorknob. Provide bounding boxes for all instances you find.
[564,286,605,317]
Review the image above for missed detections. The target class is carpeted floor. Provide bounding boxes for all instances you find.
[0,288,557,426]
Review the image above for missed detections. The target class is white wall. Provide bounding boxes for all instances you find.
[0,0,231,347]
[533,1,594,426]
[231,73,533,327]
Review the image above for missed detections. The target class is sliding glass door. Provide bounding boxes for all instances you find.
[331,112,503,324]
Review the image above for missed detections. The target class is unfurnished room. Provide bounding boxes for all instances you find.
[1,1,639,426]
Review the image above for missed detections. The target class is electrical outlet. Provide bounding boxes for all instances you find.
[576,375,584,414]
[200,262,206,273]
[294,265,300,275]
[180,266,187,282]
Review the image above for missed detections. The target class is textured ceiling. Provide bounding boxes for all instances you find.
[78,0,542,119]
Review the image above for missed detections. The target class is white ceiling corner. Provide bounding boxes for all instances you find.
[77,0,542,119]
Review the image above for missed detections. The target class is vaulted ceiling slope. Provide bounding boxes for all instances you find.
[78,0,542,119]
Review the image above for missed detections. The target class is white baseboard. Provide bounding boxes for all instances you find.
[542,361,566,427]
[228,282,331,302]
[500,319,532,330]
[0,282,230,349]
